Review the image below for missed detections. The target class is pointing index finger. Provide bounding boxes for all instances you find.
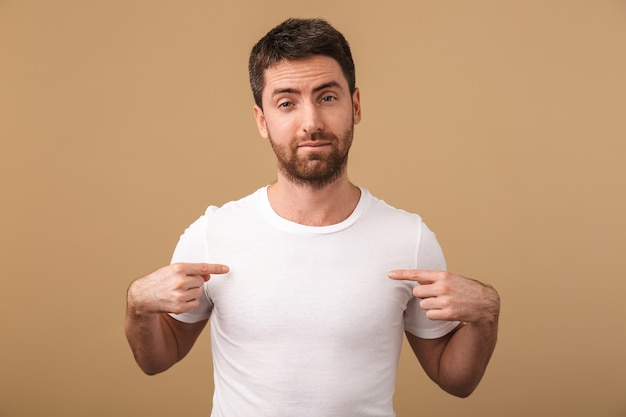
[176,262,230,278]
[388,269,436,283]
[200,263,230,275]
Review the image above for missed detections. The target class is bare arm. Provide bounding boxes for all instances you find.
[389,270,500,397]
[124,263,229,375]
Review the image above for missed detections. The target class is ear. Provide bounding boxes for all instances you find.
[352,88,362,124]
[253,104,269,139]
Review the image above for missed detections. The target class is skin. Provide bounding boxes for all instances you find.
[253,55,362,225]
[388,270,499,397]
[125,55,500,397]
[125,263,228,374]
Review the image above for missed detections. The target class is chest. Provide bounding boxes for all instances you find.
[205,231,417,346]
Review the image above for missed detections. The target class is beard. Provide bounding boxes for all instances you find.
[268,125,354,190]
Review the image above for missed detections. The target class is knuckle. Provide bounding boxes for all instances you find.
[169,277,185,292]
[172,292,185,304]
[438,282,451,294]
[442,296,455,310]
[439,270,452,280]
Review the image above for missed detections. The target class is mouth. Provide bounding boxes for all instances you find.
[298,141,331,150]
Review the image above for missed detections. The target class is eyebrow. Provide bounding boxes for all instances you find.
[271,81,344,98]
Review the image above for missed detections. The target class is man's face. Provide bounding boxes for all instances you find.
[253,55,361,189]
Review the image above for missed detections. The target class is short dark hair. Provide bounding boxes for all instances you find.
[248,18,356,109]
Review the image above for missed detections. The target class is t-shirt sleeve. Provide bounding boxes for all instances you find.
[403,221,460,339]
[168,210,215,323]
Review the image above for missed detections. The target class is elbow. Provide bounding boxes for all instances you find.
[446,385,477,399]
[438,376,482,398]
[140,364,162,376]
[137,361,170,376]
[130,351,173,376]
[143,369,163,376]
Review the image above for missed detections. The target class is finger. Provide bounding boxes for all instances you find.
[196,263,230,282]
[173,263,230,280]
[424,309,451,321]
[418,294,452,311]
[183,287,204,302]
[412,285,441,299]
[388,269,439,284]
[418,297,439,312]
[183,275,207,289]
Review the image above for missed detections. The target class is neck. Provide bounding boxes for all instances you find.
[267,174,361,226]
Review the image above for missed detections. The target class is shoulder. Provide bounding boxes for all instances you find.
[359,190,444,253]
[201,187,266,218]
[178,187,265,237]
[171,188,266,262]
[361,189,424,227]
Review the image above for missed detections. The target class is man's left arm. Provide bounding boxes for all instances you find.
[388,270,500,398]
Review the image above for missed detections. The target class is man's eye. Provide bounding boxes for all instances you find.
[321,96,336,103]
[278,101,292,108]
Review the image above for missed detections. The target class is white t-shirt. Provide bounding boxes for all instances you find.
[170,187,458,417]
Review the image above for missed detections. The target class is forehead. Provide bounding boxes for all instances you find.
[262,55,347,95]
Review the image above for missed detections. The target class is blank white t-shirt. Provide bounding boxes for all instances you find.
[171,187,458,417]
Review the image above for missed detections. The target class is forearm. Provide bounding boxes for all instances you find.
[123,264,217,374]
[124,309,180,375]
[393,269,500,397]
[437,319,498,397]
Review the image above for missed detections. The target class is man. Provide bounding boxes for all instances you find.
[125,18,500,416]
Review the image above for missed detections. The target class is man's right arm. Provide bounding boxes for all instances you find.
[124,263,229,375]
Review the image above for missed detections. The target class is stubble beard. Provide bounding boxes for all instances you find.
[269,125,354,190]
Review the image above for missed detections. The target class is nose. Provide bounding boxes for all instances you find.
[302,103,323,134]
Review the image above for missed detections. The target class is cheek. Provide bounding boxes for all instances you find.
[264,117,296,142]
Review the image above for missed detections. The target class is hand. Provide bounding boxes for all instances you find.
[388,270,499,325]
[127,263,229,316]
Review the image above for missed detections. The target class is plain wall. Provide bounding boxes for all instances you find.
[1,1,625,416]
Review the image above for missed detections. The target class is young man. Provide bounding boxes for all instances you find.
[125,18,500,416]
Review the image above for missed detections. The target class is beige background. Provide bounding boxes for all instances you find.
[1,1,625,416]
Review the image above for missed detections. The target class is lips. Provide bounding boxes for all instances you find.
[298,141,331,148]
